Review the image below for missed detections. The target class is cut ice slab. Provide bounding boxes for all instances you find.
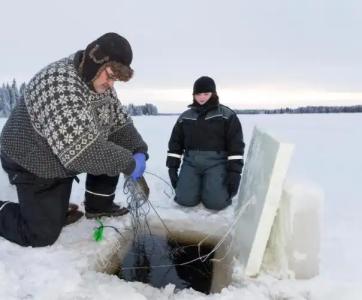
[234,127,294,277]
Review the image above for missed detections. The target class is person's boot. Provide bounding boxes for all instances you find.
[64,203,84,226]
[85,202,129,219]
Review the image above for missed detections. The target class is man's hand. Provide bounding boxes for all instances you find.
[130,153,146,180]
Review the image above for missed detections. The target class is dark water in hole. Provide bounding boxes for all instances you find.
[118,234,215,294]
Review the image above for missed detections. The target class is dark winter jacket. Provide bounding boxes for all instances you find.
[0,54,148,178]
[166,96,244,174]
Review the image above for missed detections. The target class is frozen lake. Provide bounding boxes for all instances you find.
[132,113,362,283]
[1,112,361,299]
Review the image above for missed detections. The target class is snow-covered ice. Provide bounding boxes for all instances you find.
[0,113,361,300]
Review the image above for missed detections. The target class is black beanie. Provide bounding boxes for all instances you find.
[193,76,216,94]
[79,32,133,83]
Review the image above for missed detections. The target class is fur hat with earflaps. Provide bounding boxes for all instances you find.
[79,32,134,84]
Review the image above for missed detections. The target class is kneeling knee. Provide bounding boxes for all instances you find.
[174,196,200,207]
[203,198,231,211]
[27,226,62,247]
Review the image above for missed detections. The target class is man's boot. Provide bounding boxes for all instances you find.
[85,202,129,219]
[64,203,84,226]
[84,174,129,219]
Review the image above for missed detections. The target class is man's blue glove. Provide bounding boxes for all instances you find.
[130,153,146,180]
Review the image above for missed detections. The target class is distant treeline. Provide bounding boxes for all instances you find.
[2,80,361,116]
[0,80,158,117]
[0,80,26,117]
[234,105,362,114]
[125,103,158,116]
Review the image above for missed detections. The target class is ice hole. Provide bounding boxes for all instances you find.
[100,225,233,294]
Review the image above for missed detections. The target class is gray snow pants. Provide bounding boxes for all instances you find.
[175,150,231,210]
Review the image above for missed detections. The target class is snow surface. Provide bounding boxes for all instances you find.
[0,113,361,300]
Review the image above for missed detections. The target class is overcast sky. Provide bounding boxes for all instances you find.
[1,0,362,112]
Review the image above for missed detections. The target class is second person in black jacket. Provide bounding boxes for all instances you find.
[166,76,245,211]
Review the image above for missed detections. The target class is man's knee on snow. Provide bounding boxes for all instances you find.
[25,222,63,247]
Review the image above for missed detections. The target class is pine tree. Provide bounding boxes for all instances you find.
[0,79,26,117]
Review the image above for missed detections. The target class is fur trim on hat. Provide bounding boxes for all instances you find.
[79,33,133,84]
[91,61,134,83]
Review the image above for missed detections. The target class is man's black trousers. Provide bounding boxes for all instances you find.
[0,153,119,247]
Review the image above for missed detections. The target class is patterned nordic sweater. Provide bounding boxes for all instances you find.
[0,55,148,178]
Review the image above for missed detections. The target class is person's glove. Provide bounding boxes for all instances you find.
[226,172,241,197]
[168,168,179,189]
[130,153,146,180]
